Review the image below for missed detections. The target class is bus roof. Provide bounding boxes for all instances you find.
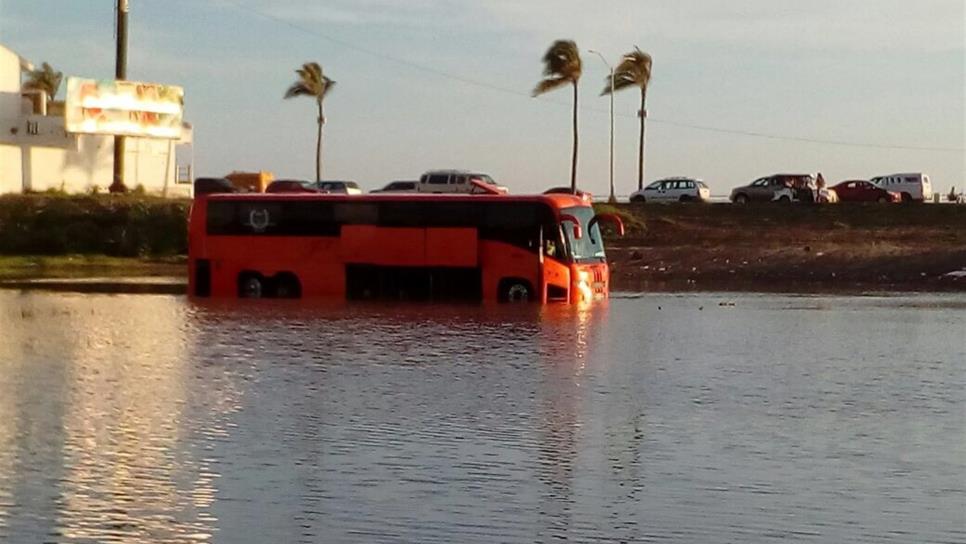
[202,192,591,209]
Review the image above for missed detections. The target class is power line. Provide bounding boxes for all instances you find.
[218,0,964,153]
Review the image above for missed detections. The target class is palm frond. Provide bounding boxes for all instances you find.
[538,39,582,82]
[284,82,314,99]
[532,76,571,97]
[23,62,63,98]
[284,61,335,101]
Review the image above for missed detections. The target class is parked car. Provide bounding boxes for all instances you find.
[314,180,363,195]
[831,180,900,203]
[629,177,711,203]
[730,174,814,203]
[418,170,509,194]
[371,180,418,193]
[265,179,321,193]
[869,173,933,202]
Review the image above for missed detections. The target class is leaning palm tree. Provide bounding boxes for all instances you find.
[601,47,652,191]
[284,62,335,182]
[23,62,63,99]
[533,40,582,193]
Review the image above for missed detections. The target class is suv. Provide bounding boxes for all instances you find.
[870,173,932,202]
[731,174,815,203]
[372,180,418,193]
[314,180,362,195]
[418,170,509,194]
[630,177,710,203]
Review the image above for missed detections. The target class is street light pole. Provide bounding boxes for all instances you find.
[110,0,129,193]
[588,50,616,203]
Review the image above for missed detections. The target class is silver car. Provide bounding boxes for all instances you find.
[630,177,711,203]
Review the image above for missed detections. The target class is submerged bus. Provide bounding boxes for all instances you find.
[188,189,623,303]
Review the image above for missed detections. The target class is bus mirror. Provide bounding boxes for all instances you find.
[594,213,625,236]
[560,214,582,239]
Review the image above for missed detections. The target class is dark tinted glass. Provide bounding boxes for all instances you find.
[206,199,554,245]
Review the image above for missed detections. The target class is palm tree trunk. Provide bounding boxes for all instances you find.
[316,100,325,182]
[638,87,647,191]
[571,81,579,194]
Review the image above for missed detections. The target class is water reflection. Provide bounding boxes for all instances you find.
[0,292,963,543]
[0,293,236,543]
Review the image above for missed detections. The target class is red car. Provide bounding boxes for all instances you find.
[831,180,900,203]
[265,180,323,194]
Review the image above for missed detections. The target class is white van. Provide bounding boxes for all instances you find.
[869,173,932,202]
[418,170,508,194]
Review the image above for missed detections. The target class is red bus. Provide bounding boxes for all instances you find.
[188,190,623,303]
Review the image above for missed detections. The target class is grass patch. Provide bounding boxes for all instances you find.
[0,255,185,280]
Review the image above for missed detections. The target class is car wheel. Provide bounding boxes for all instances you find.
[238,273,265,298]
[679,195,692,203]
[877,196,888,203]
[734,194,748,204]
[778,196,791,203]
[499,279,532,303]
[901,192,913,203]
[630,195,646,204]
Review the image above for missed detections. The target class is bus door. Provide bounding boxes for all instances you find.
[540,222,572,303]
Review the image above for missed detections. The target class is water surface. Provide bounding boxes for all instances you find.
[0,291,963,543]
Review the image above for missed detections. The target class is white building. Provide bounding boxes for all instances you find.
[0,44,193,196]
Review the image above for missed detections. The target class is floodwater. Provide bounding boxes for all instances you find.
[0,291,963,543]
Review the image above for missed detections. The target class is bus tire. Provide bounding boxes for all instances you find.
[273,273,302,299]
[238,272,266,298]
[499,278,533,303]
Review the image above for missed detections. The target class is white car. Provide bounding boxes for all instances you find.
[870,173,932,202]
[630,177,711,203]
[418,170,508,194]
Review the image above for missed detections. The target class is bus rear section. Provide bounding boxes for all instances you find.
[188,193,623,303]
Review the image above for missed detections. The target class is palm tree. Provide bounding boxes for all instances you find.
[601,47,652,191]
[23,62,63,99]
[533,40,582,193]
[284,62,335,182]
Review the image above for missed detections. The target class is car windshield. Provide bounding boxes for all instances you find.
[561,206,605,263]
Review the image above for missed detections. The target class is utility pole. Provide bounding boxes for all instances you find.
[110,0,129,193]
[589,50,616,203]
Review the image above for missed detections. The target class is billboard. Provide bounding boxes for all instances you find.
[65,77,184,139]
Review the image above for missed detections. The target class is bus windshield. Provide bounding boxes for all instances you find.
[561,206,605,263]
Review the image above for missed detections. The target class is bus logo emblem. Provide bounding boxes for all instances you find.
[247,209,271,233]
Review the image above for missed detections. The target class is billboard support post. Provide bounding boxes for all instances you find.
[110,0,129,194]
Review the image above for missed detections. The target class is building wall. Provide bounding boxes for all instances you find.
[0,144,21,193]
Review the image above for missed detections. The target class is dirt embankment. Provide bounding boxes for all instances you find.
[600,203,966,292]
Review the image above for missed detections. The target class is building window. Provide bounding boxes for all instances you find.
[26,121,39,135]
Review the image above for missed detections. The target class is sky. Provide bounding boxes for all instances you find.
[1,0,963,196]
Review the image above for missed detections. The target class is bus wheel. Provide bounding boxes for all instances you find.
[238,272,265,298]
[273,273,302,299]
[499,279,532,302]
